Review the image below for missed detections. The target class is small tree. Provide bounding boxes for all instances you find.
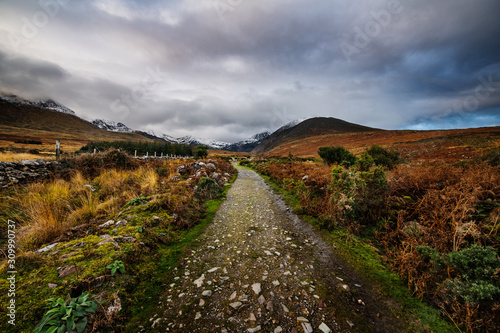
[318,146,357,166]
[194,145,208,159]
[366,145,400,169]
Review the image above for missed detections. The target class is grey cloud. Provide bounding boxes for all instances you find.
[0,0,499,142]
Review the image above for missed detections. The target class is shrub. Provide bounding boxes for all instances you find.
[194,145,208,159]
[485,147,500,167]
[318,146,357,166]
[195,177,222,200]
[330,165,388,226]
[103,150,133,169]
[366,145,400,169]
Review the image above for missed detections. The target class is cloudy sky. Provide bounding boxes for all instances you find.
[0,0,499,142]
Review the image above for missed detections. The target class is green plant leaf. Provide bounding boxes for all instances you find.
[57,324,66,333]
[75,317,88,333]
[86,302,98,313]
[46,326,58,333]
[34,312,60,333]
[66,315,75,331]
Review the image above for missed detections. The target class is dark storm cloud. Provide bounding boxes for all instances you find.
[0,0,499,141]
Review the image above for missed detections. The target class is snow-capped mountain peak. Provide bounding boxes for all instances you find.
[177,136,230,150]
[92,119,133,133]
[0,94,76,115]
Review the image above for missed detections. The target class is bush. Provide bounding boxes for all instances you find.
[485,147,500,167]
[366,145,400,169]
[103,150,133,169]
[318,146,357,166]
[194,145,208,159]
[330,165,388,226]
[195,177,222,200]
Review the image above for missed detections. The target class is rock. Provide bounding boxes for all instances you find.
[37,242,60,253]
[319,322,332,333]
[83,184,96,192]
[274,327,283,333]
[202,290,212,297]
[238,294,249,302]
[195,312,201,320]
[346,320,354,328]
[281,304,289,313]
[99,220,115,229]
[247,326,261,333]
[297,317,309,322]
[57,265,77,278]
[258,295,266,305]
[266,301,274,311]
[72,242,86,248]
[252,283,261,295]
[339,284,350,292]
[100,234,111,240]
[302,323,313,333]
[302,175,309,181]
[229,301,242,309]
[48,283,58,289]
[229,291,237,301]
[207,267,220,273]
[97,238,121,249]
[115,219,128,227]
[114,236,137,243]
[264,250,273,256]
[249,313,256,321]
[199,299,205,306]
[194,274,205,287]
[272,280,280,286]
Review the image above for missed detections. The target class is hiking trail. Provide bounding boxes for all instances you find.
[142,165,405,332]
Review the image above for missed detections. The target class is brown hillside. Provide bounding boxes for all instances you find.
[261,126,500,164]
[252,117,378,154]
[0,99,152,152]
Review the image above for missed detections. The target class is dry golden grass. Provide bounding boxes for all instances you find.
[17,180,72,249]
[0,151,54,162]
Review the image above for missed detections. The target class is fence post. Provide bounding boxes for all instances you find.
[135,150,137,158]
[56,140,61,161]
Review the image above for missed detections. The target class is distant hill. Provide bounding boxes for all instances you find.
[0,99,152,151]
[252,117,378,154]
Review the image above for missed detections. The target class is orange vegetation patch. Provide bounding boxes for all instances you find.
[263,127,500,163]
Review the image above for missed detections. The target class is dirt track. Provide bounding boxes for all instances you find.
[143,165,406,332]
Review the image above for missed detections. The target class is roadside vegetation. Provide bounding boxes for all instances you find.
[241,145,500,332]
[0,150,236,332]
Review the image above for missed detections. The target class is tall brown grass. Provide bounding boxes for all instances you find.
[253,159,500,331]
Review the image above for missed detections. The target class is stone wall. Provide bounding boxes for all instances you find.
[0,159,57,188]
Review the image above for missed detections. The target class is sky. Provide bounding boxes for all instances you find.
[0,0,499,142]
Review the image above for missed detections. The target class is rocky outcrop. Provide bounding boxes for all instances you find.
[0,159,57,188]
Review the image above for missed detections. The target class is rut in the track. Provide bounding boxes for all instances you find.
[142,165,405,333]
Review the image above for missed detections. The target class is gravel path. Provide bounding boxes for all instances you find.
[144,166,404,332]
